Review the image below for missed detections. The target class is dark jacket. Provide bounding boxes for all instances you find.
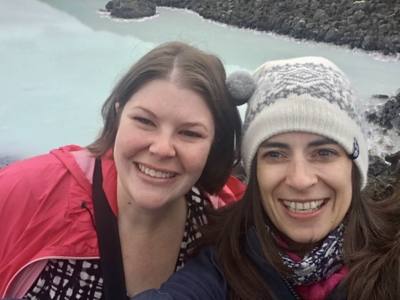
[132,228,299,300]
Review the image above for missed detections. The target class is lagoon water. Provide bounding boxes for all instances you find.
[1,0,400,159]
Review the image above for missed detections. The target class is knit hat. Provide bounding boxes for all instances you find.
[239,57,368,189]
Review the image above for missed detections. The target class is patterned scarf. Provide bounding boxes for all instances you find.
[279,224,345,286]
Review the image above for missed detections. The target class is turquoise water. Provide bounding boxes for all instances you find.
[1,0,399,158]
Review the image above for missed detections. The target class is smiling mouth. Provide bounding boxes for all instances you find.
[282,199,327,213]
[136,163,177,179]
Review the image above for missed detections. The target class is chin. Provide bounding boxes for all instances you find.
[287,231,324,246]
[137,198,172,210]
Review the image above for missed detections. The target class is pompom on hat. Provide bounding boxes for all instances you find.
[226,70,257,106]
[239,57,368,189]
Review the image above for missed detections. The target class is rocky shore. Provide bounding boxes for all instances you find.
[105,0,400,55]
[366,150,399,203]
[105,0,156,19]
[365,90,400,185]
[367,91,400,133]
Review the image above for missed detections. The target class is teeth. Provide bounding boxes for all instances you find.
[137,164,176,179]
[283,199,324,213]
[289,202,296,210]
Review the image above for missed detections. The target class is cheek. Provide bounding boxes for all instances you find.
[113,139,127,174]
[257,164,278,196]
[335,163,353,197]
[113,131,123,161]
[113,122,128,150]
[113,129,141,172]
[329,162,353,217]
[114,124,145,155]
[182,142,213,174]
[113,132,128,162]
[257,168,276,210]
[340,181,353,214]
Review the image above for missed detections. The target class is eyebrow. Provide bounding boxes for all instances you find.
[131,107,211,131]
[308,137,338,147]
[260,137,338,148]
[259,141,289,149]
[131,107,156,118]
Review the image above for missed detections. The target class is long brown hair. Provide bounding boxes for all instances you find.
[204,158,400,299]
[343,170,400,299]
[87,41,242,194]
[202,161,287,300]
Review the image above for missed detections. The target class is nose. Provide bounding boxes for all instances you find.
[285,158,317,190]
[149,133,176,158]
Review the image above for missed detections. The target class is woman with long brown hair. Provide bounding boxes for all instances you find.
[132,56,400,300]
[0,41,244,300]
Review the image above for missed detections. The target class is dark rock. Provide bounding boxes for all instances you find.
[366,111,378,123]
[309,0,319,11]
[313,9,327,22]
[368,155,389,177]
[371,94,390,100]
[353,10,365,22]
[109,0,156,19]
[391,112,400,132]
[362,35,376,50]
[386,151,400,167]
[145,0,400,55]
[366,91,400,134]
[105,0,113,10]
[325,28,340,43]
[292,18,306,35]
[365,151,400,202]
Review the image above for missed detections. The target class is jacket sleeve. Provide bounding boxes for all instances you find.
[0,161,38,261]
[209,175,246,208]
[132,248,228,300]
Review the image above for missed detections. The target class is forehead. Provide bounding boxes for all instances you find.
[260,132,337,147]
[127,79,206,106]
[124,79,214,123]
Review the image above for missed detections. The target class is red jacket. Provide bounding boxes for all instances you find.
[0,145,245,297]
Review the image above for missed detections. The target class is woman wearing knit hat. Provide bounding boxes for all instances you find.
[132,57,400,300]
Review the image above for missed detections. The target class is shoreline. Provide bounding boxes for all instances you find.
[104,0,400,56]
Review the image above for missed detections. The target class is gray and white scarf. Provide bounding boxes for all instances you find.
[279,224,345,286]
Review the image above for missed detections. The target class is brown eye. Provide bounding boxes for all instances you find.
[180,130,203,138]
[133,116,155,127]
[261,150,287,162]
[313,148,339,160]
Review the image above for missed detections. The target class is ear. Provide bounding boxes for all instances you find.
[115,102,120,112]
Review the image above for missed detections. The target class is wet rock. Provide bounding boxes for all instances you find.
[105,1,113,10]
[368,155,389,177]
[353,10,366,22]
[371,94,390,100]
[362,35,377,50]
[292,18,306,36]
[139,0,400,55]
[106,0,156,19]
[386,151,400,171]
[365,151,400,202]
[366,91,400,134]
[325,28,340,43]
[313,9,327,22]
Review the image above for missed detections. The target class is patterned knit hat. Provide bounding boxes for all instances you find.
[240,57,368,189]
